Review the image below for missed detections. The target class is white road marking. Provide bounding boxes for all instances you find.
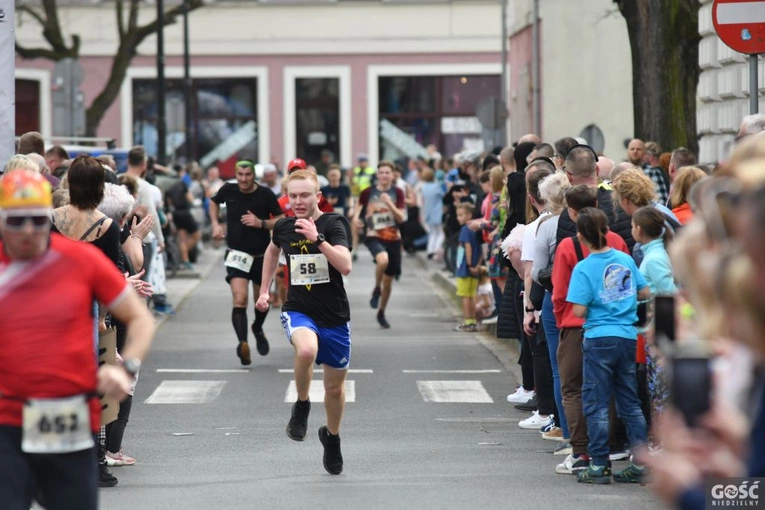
[403,369,501,374]
[407,312,440,318]
[278,369,373,374]
[417,381,494,403]
[285,380,356,403]
[145,381,226,404]
[435,417,519,423]
[157,369,249,373]
[717,2,765,24]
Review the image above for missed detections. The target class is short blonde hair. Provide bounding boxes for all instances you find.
[489,165,505,193]
[4,154,40,173]
[287,169,320,192]
[538,171,571,215]
[611,169,657,207]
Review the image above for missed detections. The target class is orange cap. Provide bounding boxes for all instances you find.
[0,170,53,210]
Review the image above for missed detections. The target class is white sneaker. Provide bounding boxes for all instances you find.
[518,411,553,430]
[555,454,589,475]
[506,387,536,404]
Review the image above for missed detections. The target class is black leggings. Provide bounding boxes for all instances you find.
[105,395,133,454]
[0,426,97,510]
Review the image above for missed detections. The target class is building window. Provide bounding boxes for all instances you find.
[295,78,340,175]
[132,77,258,173]
[378,75,500,161]
[15,79,41,136]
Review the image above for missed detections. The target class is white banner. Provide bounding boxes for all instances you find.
[199,120,257,168]
[0,1,14,171]
[379,119,429,160]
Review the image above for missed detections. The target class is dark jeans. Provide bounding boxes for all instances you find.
[542,292,568,436]
[444,231,460,275]
[0,426,97,510]
[491,279,503,316]
[582,337,647,466]
[105,395,133,453]
[528,323,556,417]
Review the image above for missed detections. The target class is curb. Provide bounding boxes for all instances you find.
[410,252,523,386]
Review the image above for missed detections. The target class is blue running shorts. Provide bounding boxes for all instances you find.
[280,311,352,369]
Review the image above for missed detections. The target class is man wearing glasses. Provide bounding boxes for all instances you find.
[0,169,155,509]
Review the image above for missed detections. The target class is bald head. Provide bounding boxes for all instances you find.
[565,146,598,184]
[518,133,542,145]
[610,162,640,183]
[627,139,646,166]
[597,156,615,180]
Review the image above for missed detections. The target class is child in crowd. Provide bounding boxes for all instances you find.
[475,266,496,321]
[454,203,483,332]
[566,207,651,484]
[320,165,352,218]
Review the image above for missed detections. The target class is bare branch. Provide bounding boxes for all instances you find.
[595,7,621,25]
[15,41,64,61]
[116,0,126,40]
[134,0,204,42]
[128,0,140,32]
[16,4,47,28]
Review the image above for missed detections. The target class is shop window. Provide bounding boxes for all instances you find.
[295,78,340,174]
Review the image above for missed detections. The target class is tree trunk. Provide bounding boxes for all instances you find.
[84,43,134,137]
[616,0,701,155]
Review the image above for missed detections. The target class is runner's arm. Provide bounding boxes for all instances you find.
[259,214,284,230]
[259,241,281,299]
[209,201,220,228]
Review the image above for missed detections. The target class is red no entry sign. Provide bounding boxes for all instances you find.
[713,0,765,54]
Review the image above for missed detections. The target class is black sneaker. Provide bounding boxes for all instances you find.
[236,342,251,366]
[318,426,343,475]
[251,323,270,356]
[98,463,118,488]
[369,287,381,309]
[377,310,390,329]
[286,399,310,441]
[514,395,538,412]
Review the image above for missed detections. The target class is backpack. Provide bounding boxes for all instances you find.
[537,237,584,295]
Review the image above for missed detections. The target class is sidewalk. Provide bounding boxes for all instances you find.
[409,251,522,386]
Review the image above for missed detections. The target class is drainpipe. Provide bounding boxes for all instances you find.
[531,0,541,136]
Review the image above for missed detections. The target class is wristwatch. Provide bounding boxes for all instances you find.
[315,233,326,245]
[525,306,536,313]
[123,358,142,376]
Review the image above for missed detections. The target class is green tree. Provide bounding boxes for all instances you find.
[615,0,701,155]
[15,0,204,137]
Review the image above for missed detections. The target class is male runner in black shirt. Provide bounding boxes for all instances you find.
[257,170,352,475]
[210,160,284,365]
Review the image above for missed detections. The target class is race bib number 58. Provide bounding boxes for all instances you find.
[22,395,94,454]
[290,254,330,286]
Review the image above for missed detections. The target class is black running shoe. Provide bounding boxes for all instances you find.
[98,463,118,488]
[286,399,311,441]
[377,310,390,329]
[369,287,381,309]
[251,323,270,356]
[236,342,251,366]
[318,426,343,475]
[514,395,538,412]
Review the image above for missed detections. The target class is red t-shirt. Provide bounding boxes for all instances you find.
[278,194,334,217]
[551,231,629,329]
[0,234,129,432]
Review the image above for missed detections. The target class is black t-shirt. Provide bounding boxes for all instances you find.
[212,183,282,255]
[320,184,351,211]
[167,181,191,211]
[272,213,352,327]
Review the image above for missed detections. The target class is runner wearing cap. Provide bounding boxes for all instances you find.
[209,160,284,365]
[0,169,156,509]
[257,169,353,475]
[353,161,406,329]
[278,159,335,216]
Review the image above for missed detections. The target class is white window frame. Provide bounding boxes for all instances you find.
[14,68,52,140]
[283,65,352,169]
[121,66,269,163]
[367,63,504,164]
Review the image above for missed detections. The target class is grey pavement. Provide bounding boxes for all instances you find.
[101,247,660,510]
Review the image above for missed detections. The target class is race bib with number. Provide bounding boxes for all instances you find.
[22,395,94,454]
[371,212,395,230]
[290,253,330,286]
[225,249,254,273]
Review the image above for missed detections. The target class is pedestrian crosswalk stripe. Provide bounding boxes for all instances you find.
[145,381,226,404]
[278,369,373,374]
[416,381,494,403]
[285,380,356,403]
[403,370,501,374]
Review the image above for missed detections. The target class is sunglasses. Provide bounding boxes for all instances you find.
[1,214,50,232]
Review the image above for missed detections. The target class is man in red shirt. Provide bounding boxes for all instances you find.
[551,184,629,475]
[0,170,155,509]
[278,159,335,216]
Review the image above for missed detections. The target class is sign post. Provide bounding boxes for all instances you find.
[0,0,14,170]
[712,0,765,114]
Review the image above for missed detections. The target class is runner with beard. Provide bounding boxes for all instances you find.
[209,161,284,365]
[257,170,352,475]
[352,161,406,329]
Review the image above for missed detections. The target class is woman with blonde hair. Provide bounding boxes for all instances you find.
[669,166,707,224]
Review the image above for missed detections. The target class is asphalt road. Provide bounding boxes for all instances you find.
[100,249,660,510]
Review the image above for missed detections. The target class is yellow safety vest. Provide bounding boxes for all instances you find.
[352,166,376,196]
